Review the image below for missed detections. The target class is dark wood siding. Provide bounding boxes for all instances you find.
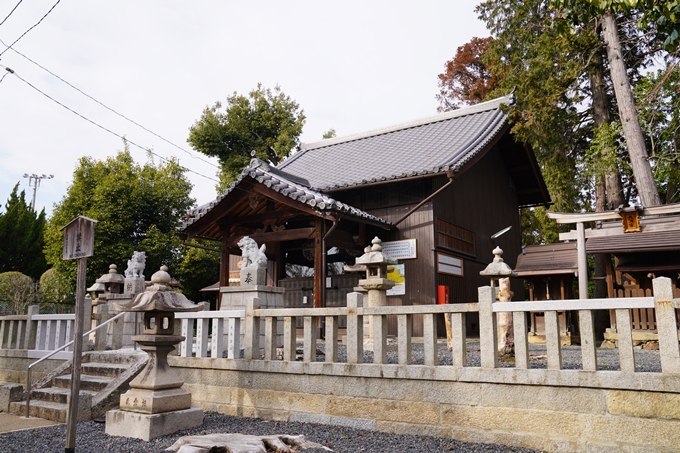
[433,146,524,334]
[366,202,435,337]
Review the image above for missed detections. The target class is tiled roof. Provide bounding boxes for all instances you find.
[586,230,680,254]
[514,242,578,277]
[180,158,391,231]
[278,94,513,190]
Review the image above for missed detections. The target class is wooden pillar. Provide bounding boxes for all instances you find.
[273,242,281,285]
[220,235,230,288]
[314,218,324,308]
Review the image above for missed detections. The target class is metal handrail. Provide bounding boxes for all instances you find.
[24,311,126,418]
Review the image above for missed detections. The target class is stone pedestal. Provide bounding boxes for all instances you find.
[106,333,202,439]
[105,407,204,441]
[106,266,203,441]
[124,277,145,296]
[220,285,285,349]
[239,266,267,286]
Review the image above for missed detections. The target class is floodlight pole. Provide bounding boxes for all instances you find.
[22,173,54,210]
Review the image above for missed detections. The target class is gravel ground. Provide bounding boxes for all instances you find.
[0,412,542,453]
[0,342,662,452]
[314,340,662,372]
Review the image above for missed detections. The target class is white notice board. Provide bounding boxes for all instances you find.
[381,239,417,260]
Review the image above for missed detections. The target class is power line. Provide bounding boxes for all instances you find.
[0,38,221,170]
[0,0,24,28]
[1,65,220,184]
[0,0,60,57]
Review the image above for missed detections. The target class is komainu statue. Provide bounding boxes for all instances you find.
[124,251,146,278]
[237,236,267,268]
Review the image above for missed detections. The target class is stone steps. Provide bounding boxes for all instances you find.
[10,351,147,423]
[31,387,97,405]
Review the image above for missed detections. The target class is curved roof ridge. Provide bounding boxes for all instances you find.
[284,93,514,162]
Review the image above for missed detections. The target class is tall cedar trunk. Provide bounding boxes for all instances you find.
[595,177,609,299]
[590,38,623,300]
[588,40,626,210]
[601,12,661,207]
[669,132,680,203]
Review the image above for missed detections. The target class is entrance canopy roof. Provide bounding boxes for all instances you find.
[179,158,391,242]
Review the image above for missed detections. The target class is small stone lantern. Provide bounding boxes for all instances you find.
[480,247,516,356]
[87,264,125,302]
[479,246,516,287]
[105,266,203,441]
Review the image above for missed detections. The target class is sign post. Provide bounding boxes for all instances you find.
[60,216,96,453]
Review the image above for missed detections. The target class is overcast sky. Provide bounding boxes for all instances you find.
[0,1,488,217]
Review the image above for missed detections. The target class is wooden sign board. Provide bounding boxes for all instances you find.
[61,216,97,260]
[381,239,417,260]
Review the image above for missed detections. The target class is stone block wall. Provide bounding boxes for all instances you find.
[0,350,64,385]
[171,357,680,453]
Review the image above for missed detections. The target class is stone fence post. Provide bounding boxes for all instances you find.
[94,304,109,350]
[82,295,93,351]
[653,277,680,373]
[24,305,39,350]
[346,292,364,364]
[478,286,498,369]
[244,297,260,360]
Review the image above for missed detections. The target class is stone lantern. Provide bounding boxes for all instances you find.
[479,246,516,287]
[480,247,516,356]
[356,237,396,344]
[105,266,203,441]
[88,264,125,301]
[356,237,397,307]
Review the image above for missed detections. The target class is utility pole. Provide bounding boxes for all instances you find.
[22,173,53,210]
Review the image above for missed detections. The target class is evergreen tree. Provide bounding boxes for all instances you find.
[0,184,47,279]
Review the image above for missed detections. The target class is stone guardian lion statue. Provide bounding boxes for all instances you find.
[237,236,267,268]
[124,251,146,278]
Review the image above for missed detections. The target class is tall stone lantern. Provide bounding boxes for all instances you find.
[356,237,396,344]
[105,266,203,441]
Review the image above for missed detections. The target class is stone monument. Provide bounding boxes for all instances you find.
[105,266,203,441]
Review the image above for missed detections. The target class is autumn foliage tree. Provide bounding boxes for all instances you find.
[436,36,497,111]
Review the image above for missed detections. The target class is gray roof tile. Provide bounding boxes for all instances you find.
[278,95,513,190]
[180,158,391,231]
